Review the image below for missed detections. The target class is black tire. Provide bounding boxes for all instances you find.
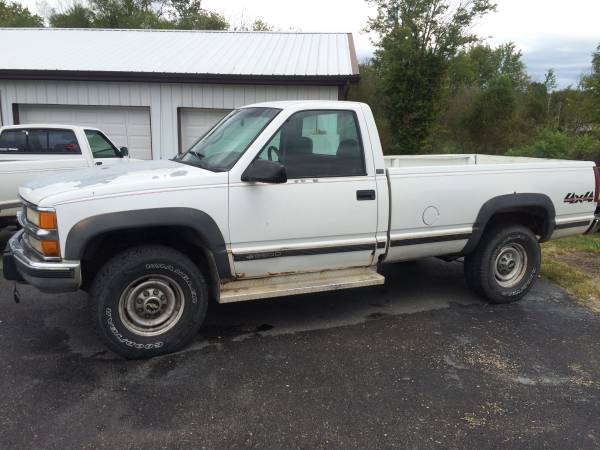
[90,245,208,359]
[464,224,541,304]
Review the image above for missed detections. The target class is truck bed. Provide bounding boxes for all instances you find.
[383,153,596,263]
[384,154,571,168]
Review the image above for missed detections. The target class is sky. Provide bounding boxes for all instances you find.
[21,0,600,88]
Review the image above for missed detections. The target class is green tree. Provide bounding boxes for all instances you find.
[348,61,394,151]
[250,19,273,31]
[367,0,496,153]
[166,0,227,30]
[0,0,44,26]
[524,82,548,126]
[464,75,517,153]
[581,44,600,122]
[85,0,162,28]
[448,42,527,91]
[49,4,95,27]
[48,0,228,30]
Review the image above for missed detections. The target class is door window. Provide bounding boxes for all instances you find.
[257,110,366,178]
[0,129,80,154]
[85,130,120,158]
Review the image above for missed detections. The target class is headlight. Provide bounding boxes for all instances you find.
[26,207,57,230]
[23,204,60,258]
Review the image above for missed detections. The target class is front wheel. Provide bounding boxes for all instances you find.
[90,245,208,358]
[464,224,541,304]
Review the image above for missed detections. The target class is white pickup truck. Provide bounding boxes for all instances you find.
[3,101,599,358]
[0,124,132,225]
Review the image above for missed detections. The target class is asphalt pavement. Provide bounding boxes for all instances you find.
[0,227,599,449]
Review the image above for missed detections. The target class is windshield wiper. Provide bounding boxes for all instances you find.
[175,156,213,171]
[188,150,205,160]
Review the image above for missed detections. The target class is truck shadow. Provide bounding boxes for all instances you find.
[0,228,485,359]
[190,258,484,351]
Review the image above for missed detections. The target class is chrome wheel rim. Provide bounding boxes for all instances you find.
[118,274,185,336]
[494,243,528,288]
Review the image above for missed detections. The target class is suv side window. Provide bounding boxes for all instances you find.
[257,110,366,178]
[0,129,80,154]
[85,130,120,158]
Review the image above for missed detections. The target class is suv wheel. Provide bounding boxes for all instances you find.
[464,224,541,304]
[90,245,208,358]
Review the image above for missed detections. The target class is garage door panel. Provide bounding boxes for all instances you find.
[19,105,152,160]
[128,111,150,125]
[179,108,230,152]
[77,111,99,124]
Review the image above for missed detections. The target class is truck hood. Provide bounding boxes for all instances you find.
[19,160,223,206]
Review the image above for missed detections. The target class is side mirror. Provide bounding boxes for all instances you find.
[119,146,129,157]
[241,159,287,184]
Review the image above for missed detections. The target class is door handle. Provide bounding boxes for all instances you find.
[356,189,376,201]
[95,161,103,166]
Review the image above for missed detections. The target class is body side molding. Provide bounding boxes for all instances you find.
[461,193,556,255]
[64,208,231,279]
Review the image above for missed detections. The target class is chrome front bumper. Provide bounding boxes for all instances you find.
[3,230,81,293]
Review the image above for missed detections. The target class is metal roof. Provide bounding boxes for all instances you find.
[0,28,359,81]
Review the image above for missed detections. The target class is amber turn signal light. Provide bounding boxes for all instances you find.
[39,211,57,229]
[41,240,60,257]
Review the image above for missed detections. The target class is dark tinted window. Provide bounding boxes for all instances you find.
[0,129,80,154]
[85,130,119,158]
[257,110,365,178]
[0,130,27,152]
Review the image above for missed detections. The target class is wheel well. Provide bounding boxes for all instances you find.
[79,226,221,301]
[483,208,550,239]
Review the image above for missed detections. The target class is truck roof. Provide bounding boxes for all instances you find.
[241,100,367,109]
[0,124,101,132]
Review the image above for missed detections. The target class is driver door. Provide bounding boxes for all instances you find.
[228,109,379,278]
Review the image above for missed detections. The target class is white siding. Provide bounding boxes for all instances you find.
[0,80,338,159]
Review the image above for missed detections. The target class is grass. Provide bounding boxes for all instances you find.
[541,234,600,313]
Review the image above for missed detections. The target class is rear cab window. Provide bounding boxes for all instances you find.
[85,129,120,158]
[0,128,81,154]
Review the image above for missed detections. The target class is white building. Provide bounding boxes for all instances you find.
[0,28,359,160]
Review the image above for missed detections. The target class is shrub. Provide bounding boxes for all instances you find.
[506,131,600,164]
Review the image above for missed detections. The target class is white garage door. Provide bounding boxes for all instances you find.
[18,105,152,160]
[179,108,231,152]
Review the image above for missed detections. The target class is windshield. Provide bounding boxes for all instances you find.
[177,107,281,171]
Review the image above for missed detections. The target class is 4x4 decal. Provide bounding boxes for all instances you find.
[564,192,595,204]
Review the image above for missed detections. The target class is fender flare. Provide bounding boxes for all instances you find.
[64,207,232,279]
[462,193,556,255]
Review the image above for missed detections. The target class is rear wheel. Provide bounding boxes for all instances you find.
[90,245,208,358]
[464,224,541,304]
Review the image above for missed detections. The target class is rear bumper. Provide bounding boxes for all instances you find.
[585,204,600,234]
[586,217,600,234]
[2,230,81,293]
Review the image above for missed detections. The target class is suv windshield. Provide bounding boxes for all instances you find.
[177,107,280,172]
